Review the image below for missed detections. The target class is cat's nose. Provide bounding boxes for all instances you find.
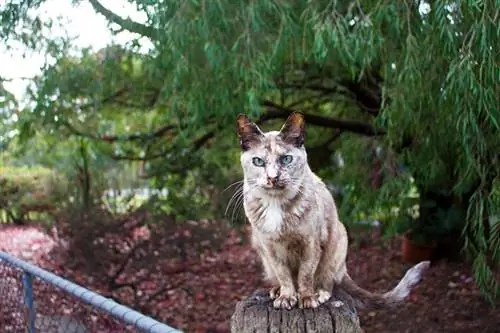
[267,176,278,185]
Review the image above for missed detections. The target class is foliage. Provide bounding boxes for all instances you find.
[0,81,18,152]
[395,206,463,246]
[0,165,67,222]
[0,0,498,298]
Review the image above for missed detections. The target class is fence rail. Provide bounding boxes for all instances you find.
[0,251,182,333]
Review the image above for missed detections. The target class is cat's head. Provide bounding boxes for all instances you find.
[236,112,308,195]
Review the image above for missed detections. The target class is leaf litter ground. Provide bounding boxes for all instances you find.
[0,220,499,333]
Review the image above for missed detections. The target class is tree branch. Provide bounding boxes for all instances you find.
[108,129,216,161]
[75,88,128,111]
[340,79,382,116]
[68,96,383,162]
[193,131,217,150]
[280,79,382,116]
[279,82,340,95]
[260,100,385,136]
[107,240,147,291]
[62,121,176,143]
[139,277,189,307]
[178,100,384,154]
[88,0,158,39]
[287,62,384,116]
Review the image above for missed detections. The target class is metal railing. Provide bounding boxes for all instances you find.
[0,251,182,333]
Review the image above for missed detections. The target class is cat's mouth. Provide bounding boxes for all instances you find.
[263,183,287,191]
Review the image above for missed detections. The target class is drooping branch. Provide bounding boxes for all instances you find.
[283,63,384,116]
[281,78,381,116]
[108,128,218,160]
[260,100,386,136]
[65,96,383,162]
[158,102,383,159]
[175,102,383,160]
[62,121,176,143]
[279,82,341,95]
[88,0,158,39]
[75,88,128,111]
[340,79,382,115]
[193,131,217,151]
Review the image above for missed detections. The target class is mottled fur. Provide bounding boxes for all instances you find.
[236,112,429,310]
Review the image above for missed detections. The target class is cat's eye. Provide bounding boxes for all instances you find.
[252,157,265,167]
[280,155,293,165]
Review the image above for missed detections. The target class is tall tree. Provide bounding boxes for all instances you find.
[1,1,498,297]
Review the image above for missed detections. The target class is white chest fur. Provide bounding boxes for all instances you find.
[260,199,283,233]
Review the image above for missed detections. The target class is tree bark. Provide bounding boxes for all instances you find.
[231,289,362,333]
[88,0,158,38]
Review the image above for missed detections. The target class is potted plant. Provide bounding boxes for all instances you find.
[396,214,437,264]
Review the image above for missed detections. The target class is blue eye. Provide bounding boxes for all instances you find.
[252,157,265,167]
[280,155,293,165]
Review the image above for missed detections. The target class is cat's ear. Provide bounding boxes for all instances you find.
[279,112,305,147]
[236,114,264,151]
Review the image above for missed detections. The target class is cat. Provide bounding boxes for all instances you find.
[236,111,429,309]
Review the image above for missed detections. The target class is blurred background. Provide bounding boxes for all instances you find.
[0,1,498,332]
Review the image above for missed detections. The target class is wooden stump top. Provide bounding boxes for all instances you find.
[231,289,362,333]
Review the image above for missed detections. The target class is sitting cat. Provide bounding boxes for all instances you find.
[236,111,429,309]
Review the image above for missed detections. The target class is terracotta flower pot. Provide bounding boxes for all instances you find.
[401,234,435,264]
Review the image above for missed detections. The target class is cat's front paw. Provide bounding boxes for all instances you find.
[273,294,298,310]
[316,289,332,304]
[298,294,320,309]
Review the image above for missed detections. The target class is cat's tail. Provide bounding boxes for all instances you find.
[339,261,430,309]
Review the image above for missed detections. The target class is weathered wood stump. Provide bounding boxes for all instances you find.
[231,288,361,333]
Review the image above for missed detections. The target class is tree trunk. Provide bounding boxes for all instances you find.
[231,289,362,333]
[78,139,92,209]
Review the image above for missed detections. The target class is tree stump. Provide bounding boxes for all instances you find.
[231,288,362,333]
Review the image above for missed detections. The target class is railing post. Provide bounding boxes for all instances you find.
[22,272,37,333]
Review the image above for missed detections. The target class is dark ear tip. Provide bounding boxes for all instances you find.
[236,114,247,126]
[236,113,249,124]
[285,111,305,127]
[291,111,304,120]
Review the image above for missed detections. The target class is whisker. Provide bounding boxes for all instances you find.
[231,182,259,223]
[223,180,244,193]
[225,179,260,223]
[225,186,243,217]
[231,192,245,223]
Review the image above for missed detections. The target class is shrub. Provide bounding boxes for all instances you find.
[0,166,68,223]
